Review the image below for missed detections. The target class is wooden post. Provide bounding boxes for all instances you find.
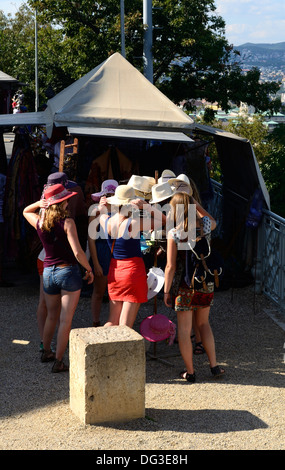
[59,140,65,172]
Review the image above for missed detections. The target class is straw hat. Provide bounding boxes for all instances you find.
[43,183,77,206]
[147,267,165,300]
[91,179,118,202]
[128,175,152,195]
[140,314,176,345]
[143,176,156,187]
[168,174,193,196]
[158,169,176,184]
[149,182,175,204]
[106,185,136,205]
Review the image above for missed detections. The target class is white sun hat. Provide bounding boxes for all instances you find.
[168,173,193,196]
[158,169,176,184]
[147,267,165,300]
[149,182,175,204]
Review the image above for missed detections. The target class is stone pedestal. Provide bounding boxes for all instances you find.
[69,325,145,425]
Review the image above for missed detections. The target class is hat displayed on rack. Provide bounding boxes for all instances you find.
[168,174,193,196]
[158,169,176,184]
[143,176,156,187]
[43,183,77,206]
[147,267,165,300]
[106,185,136,205]
[128,175,152,197]
[149,182,175,204]
[140,314,176,345]
[47,172,77,189]
[91,179,118,202]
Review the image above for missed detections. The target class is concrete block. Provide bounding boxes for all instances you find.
[69,325,145,425]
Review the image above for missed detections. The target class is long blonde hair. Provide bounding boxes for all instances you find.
[41,201,69,232]
[169,192,191,233]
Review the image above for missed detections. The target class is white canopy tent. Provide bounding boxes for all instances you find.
[0,52,194,142]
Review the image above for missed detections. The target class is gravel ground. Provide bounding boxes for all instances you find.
[0,267,284,451]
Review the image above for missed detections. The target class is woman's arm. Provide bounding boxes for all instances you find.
[23,199,48,229]
[129,199,167,236]
[88,216,103,277]
[64,218,94,284]
[164,237,177,307]
[192,198,216,231]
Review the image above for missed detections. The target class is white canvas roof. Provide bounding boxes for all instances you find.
[44,52,194,138]
[0,111,46,126]
[0,53,194,141]
[0,71,19,82]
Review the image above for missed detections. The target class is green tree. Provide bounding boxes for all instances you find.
[0,5,76,110]
[260,124,285,217]
[27,0,280,112]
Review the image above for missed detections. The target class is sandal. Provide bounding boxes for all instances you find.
[179,370,196,383]
[93,321,101,327]
[210,365,225,378]
[193,341,205,355]
[41,349,56,363]
[52,359,69,373]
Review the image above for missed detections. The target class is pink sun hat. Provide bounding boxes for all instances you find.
[140,314,176,345]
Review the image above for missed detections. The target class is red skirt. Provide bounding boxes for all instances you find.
[107,257,148,303]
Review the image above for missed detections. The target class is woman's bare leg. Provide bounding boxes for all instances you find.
[119,302,141,328]
[55,289,81,361]
[194,306,217,367]
[91,275,108,325]
[177,310,194,375]
[43,292,61,351]
[105,299,123,326]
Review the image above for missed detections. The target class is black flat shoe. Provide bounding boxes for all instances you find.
[210,365,225,378]
[41,349,56,363]
[52,359,69,373]
[179,370,196,383]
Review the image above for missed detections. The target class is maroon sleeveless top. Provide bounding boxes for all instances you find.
[36,219,77,267]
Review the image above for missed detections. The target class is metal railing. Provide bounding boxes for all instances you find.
[257,209,285,310]
[209,179,285,311]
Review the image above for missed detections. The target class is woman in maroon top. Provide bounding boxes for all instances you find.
[23,184,94,373]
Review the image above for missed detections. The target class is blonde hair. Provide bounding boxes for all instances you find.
[41,201,69,232]
[169,192,191,233]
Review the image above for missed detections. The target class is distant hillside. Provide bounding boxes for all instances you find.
[234,42,285,68]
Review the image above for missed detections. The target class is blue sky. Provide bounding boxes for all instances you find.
[215,0,285,45]
[1,0,285,46]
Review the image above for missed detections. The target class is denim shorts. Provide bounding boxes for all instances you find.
[43,264,82,294]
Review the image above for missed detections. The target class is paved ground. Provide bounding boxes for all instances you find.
[0,264,284,451]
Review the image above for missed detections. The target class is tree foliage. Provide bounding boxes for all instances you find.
[260,124,285,218]
[0,0,282,114]
[24,0,281,112]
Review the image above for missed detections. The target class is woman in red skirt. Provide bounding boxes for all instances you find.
[96,185,166,328]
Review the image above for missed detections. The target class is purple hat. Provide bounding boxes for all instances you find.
[140,314,176,345]
[47,172,77,189]
[91,179,118,202]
